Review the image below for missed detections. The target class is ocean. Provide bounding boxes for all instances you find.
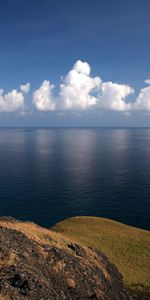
[0,128,149,230]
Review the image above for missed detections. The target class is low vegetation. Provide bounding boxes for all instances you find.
[52,216,150,300]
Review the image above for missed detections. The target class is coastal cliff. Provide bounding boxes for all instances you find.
[0,217,132,300]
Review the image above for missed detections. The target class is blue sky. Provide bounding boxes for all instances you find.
[0,0,150,126]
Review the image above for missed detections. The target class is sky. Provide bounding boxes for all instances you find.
[0,0,150,126]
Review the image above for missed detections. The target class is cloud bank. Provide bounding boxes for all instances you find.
[33,60,148,113]
[1,60,150,113]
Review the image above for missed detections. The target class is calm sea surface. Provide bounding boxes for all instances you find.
[0,128,150,230]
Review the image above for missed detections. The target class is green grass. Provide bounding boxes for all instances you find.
[52,216,150,299]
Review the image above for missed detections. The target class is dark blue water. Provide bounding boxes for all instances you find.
[0,128,150,230]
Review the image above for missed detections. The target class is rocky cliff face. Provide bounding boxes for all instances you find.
[0,218,132,300]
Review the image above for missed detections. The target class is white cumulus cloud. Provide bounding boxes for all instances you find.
[33,80,56,111]
[73,60,91,75]
[0,88,24,112]
[97,81,134,111]
[59,60,102,110]
[33,60,134,112]
[2,61,150,115]
[133,86,150,111]
[20,83,30,93]
[144,79,150,84]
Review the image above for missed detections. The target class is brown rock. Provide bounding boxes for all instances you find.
[67,278,76,288]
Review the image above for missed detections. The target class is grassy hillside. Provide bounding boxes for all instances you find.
[52,216,150,299]
[0,217,131,300]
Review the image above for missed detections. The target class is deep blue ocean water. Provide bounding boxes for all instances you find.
[0,128,150,230]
